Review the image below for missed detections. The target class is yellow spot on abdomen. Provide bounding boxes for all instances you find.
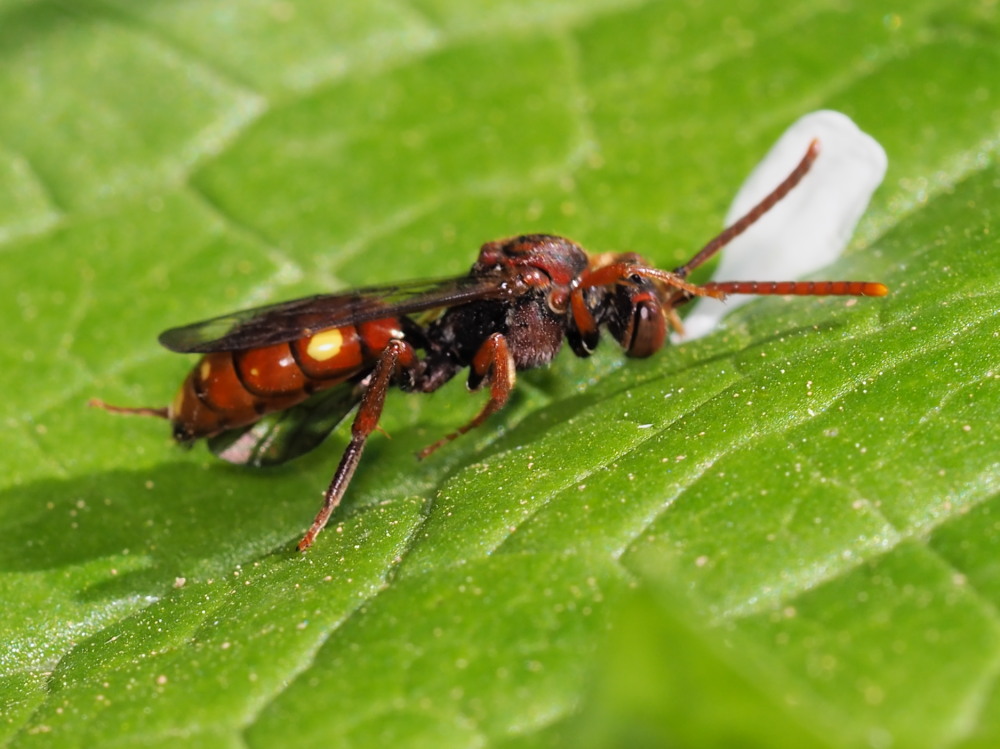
[169,384,186,419]
[307,328,345,362]
[199,360,212,381]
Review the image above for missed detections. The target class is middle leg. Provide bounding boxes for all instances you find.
[417,332,515,460]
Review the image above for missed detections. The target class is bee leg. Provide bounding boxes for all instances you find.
[417,332,514,460]
[298,338,415,551]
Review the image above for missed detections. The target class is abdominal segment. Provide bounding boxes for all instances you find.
[168,318,403,441]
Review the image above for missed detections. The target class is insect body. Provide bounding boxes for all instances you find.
[94,141,887,550]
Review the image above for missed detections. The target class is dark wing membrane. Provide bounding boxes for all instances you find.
[159,274,505,353]
[207,382,364,467]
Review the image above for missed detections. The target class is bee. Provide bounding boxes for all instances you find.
[93,140,887,550]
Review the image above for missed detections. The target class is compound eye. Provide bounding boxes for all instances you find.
[625,298,666,358]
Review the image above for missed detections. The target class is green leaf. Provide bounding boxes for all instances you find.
[1,1,998,747]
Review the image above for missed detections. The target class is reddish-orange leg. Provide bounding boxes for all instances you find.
[298,339,416,551]
[417,332,514,460]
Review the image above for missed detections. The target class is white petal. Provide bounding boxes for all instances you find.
[678,110,887,341]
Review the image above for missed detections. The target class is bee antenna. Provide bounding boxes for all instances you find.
[674,139,821,278]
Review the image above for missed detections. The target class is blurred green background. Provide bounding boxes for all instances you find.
[1,1,997,747]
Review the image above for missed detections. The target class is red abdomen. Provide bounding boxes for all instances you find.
[169,318,404,441]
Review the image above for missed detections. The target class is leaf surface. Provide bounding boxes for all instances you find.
[1,1,997,747]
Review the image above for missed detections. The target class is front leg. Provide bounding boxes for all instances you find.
[298,338,416,551]
[417,332,515,460]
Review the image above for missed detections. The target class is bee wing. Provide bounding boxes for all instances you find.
[207,382,365,467]
[159,275,505,353]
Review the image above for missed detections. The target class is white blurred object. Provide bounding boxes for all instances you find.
[678,110,887,341]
